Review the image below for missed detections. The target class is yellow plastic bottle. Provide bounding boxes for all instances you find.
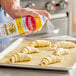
[0,15,48,39]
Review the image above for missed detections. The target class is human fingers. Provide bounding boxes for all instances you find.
[13,8,39,19]
[36,10,51,20]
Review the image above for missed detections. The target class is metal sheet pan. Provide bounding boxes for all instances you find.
[0,38,76,71]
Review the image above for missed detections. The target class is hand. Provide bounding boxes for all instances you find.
[11,7,39,19]
[1,0,50,19]
[6,7,50,20]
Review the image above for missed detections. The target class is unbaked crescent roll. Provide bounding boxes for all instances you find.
[53,48,70,56]
[9,53,32,64]
[50,43,58,51]
[40,55,61,66]
[30,40,51,47]
[19,46,40,54]
[54,41,76,49]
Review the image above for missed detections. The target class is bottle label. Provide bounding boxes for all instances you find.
[34,16,43,30]
[15,18,24,34]
[26,16,36,31]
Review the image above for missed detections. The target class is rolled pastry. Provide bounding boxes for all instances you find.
[30,40,51,47]
[53,48,70,56]
[50,43,58,51]
[54,41,76,48]
[19,46,40,54]
[9,53,32,64]
[40,55,61,66]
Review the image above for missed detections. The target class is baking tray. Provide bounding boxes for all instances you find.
[0,38,76,71]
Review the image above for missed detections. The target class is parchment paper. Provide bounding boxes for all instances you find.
[0,40,76,68]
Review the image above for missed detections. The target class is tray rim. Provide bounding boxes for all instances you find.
[0,63,72,71]
[0,37,76,71]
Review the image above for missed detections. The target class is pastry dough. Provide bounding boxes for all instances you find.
[40,55,61,66]
[53,48,70,56]
[19,46,40,54]
[30,40,51,47]
[50,43,58,51]
[9,53,32,64]
[54,41,76,48]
